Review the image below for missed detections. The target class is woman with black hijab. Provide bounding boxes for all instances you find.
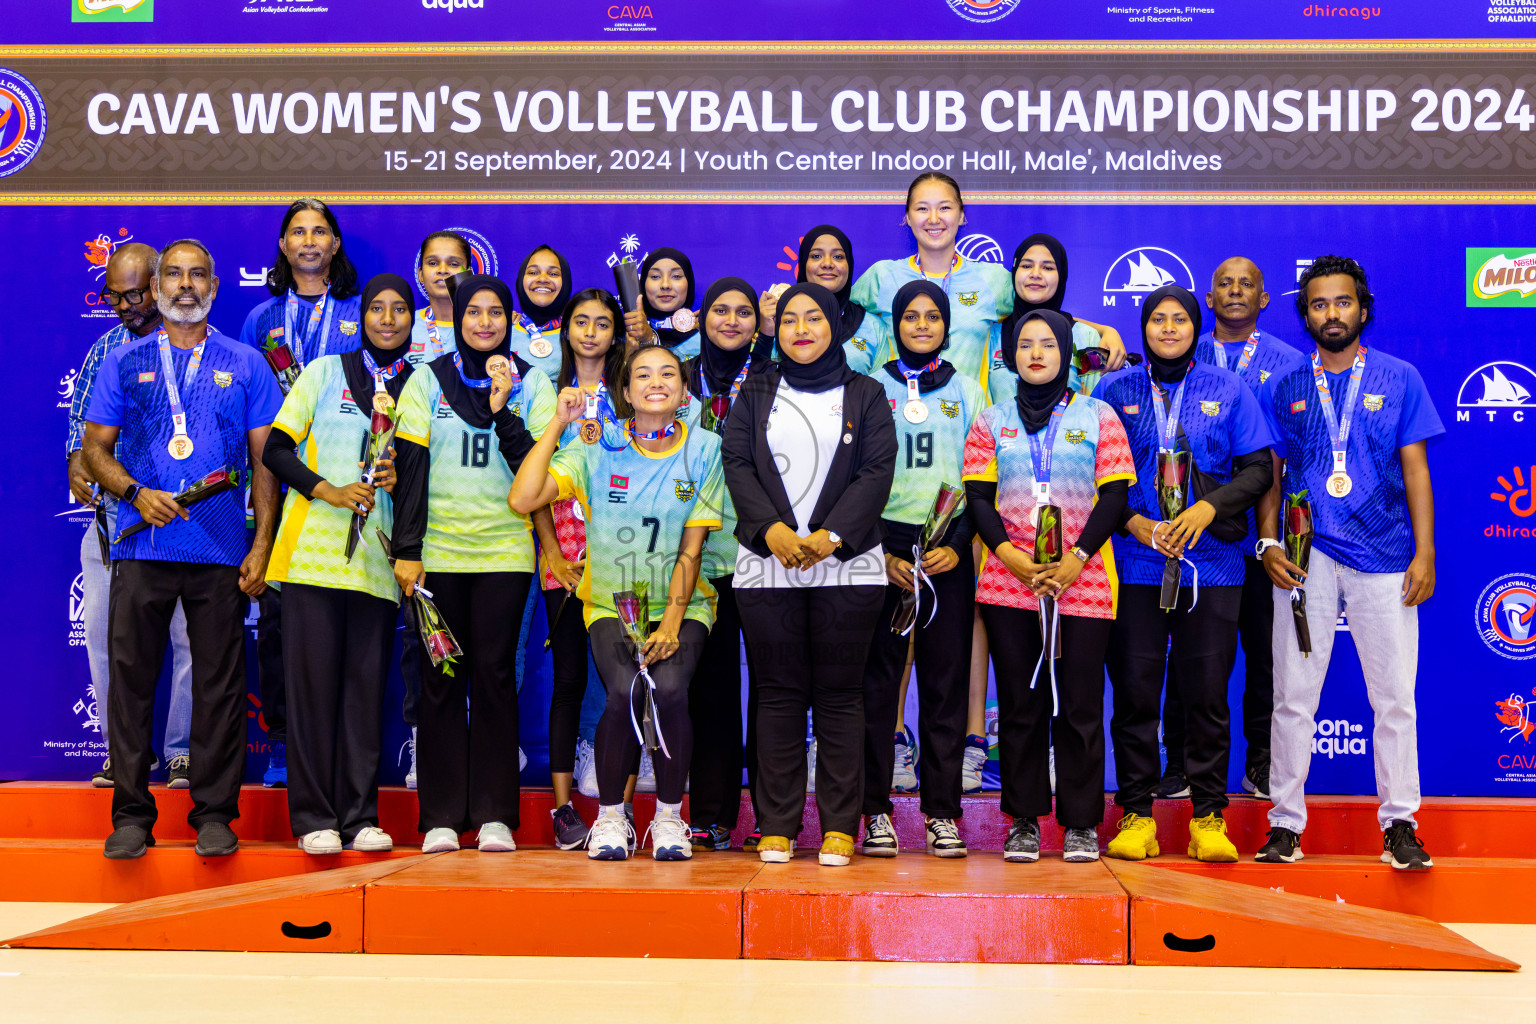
[624,247,701,358]
[263,272,414,856]
[391,274,559,855]
[1091,284,1275,864]
[962,310,1134,864]
[722,282,897,866]
[759,225,887,371]
[510,244,571,380]
[679,277,767,852]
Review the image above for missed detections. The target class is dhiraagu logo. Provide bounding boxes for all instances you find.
[73,0,153,21]
[1468,248,1536,307]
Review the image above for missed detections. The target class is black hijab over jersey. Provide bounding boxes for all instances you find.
[1140,284,1203,385]
[884,279,955,393]
[796,224,866,343]
[514,245,572,330]
[640,247,697,349]
[343,272,416,412]
[431,273,528,429]
[1000,233,1075,356]
[691,276,761,396]
[1010,309,1075,434]
[774,282,855,394]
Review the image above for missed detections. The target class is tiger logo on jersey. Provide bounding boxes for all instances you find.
[940,400,961,419]
[674,479,695,501]
[1200,400,1221,416]
[850,338,867,352]
[1363,393,1385,411]
[1065,429,1086,444]
[955,291,978,306]
[213,371,233,388]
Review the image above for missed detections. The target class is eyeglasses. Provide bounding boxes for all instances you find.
[100,288,148,306]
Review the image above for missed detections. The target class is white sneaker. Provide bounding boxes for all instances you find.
[806,738,818,793]
[636,747,657,794]
[299,829,342,855]
[961,741,987,794]
[404,726,418,790]
[422,827,460,853]
[587,808,634,861]
[891,733,918,793]
[646,807,693,861]
[574,738,599,798]
[519,747,528,772]
[1049,745,1057,794]
[345,826,393,852]
[477,821,516,852]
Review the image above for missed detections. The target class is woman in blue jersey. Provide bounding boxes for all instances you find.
[262,272,414,856]
[510,345,726,862]
[531,288,629,850]
[858,280,986,860]
[408,230,470,367]
[679,276,769,852]
[624,247,701,358]
[1092,285,1275,864]
[510,244,571,381]
[759,225,887,372]
[391,274,558,855]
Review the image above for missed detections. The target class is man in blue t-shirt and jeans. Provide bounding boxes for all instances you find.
[1255,255,1442,871]
[82,239,284,860]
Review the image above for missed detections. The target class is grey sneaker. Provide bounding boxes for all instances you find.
[194,820,238,857]
[476,821,516,852]
[1003,817,1041,863]
[1154,772,1191,799]
[1062,827,1101,862]
[551,803,590,851]
[104,824,152,859]
[862,813,899,857]
[166,754,190,789]
[925,817,967,858]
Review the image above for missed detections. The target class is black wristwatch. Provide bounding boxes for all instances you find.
[122,483,142,507]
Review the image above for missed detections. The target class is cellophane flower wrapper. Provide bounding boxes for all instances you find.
[1155,450,1190,610]
[345,396,398,561]
[892,483,964,633]
[261,336,303,395]
[1035,503,1064,660]
[414,592,463,674]
[699,393,732,435]
[614,584,661,750]
[1284,489,1315,655]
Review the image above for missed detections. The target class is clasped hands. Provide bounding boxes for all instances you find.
[765,522,838,572]
[1127,500,1217,560]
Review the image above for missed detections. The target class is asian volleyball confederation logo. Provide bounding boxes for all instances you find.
[945,0,1023,23]
[0,69,47,179]
[1475,572,1536,661]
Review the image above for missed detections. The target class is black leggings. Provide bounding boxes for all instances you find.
[543,588,590,775]
[415,571,529,833]
[589,617,707,806]
[981,602,1111,829]
[688,575,755,829]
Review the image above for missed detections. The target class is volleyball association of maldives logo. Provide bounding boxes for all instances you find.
[944,0,1023,22]
[0,69,47,179]
[1475,572,1536,661]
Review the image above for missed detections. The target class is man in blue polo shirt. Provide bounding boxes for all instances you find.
[1157,257,1308,803]
[83,239,284,860]
[1256,254,1441,871]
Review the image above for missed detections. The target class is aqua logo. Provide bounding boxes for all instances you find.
[0,69,47,179]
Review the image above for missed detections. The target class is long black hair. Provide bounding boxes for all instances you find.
[557,287,628,393]
[264,197,360,299]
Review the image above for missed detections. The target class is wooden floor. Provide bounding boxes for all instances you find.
[0,902,1530,1023]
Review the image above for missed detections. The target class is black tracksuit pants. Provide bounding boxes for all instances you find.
[256,587,286,744]
[688,574,755,829]
[543,588,590,776]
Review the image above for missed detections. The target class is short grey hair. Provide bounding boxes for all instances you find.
[157,238,215,280]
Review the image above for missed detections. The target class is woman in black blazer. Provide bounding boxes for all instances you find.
[721,282,898,866]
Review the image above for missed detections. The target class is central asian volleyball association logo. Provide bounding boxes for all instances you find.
[1476,573,1536,661]
[944,0,1022,22]
[0,69,47,179]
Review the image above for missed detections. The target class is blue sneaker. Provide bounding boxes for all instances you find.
[892,729,919,793]
[263,740,287,788]
[690,824,731,851]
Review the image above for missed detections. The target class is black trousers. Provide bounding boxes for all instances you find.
[981,602,1111,829]
[544,588,589,775]
[590,617,706,806]
[688,575,755,828]
[400,599,421,728]
[861,534,974,820]
[257,587,286,743]
[108,559,248,832]
[1162,556,1274,776]
[737,584,884,839]
[414,571,528,832]
[282,582,395,841]
[1108,583,1241,819]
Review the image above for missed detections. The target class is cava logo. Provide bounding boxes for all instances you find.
[944,0,1022,23]
[1456,361,1536,423]
[956,232,1005,264]
[84,227,134,319]
[0,69,47,179]
[1468,248,1536,307]
[1101,247,1194,307]
[73,0,153,20]
[1476,573,1536,661]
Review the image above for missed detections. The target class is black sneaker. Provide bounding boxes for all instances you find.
[926,817,967,858]
[103,824,153,859]
[690,824,731,852]
[166,754,190,790]
[1062,827,1101,862]
[1153,772,1191,799]
[91,757,113,789]
[742,828,761,852]
[1003,817,1041,863]
[550,802,590,851]
[862,813,899,857]
[1242,764,1271,801]
[1255,826,1304,863]
[194,820,239,857]
[1382,820,1432,871]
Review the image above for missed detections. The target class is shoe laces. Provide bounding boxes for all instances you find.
[587,811,634,851]
[928,818,961,843]
[1264,826,1298,845]
[168,754,189,770]
[643,809,689,850]
[1192,815,1226,834]
[1116,813,1151,830]
[867,813,895,840]
[1384,821,1422,849]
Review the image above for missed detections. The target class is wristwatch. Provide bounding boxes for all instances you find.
[826,530,843,547]
[1255,537,1283,558]
[122,483,142,507]
[1070,545,1091,563]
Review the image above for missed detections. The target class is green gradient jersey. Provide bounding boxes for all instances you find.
[840,315,892,377]
[676,383,740,579]
[876,364,989,526]
[395,364,557,573]
[266,355,398,602]
[548,420,725,629]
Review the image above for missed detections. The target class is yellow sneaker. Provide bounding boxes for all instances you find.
[1105,813,1160,861]
[1187,813,1239,862]
[819,831,855,866]
[757,835,794,863]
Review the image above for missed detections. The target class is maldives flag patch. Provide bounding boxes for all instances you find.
[1122,404,1140,415]
[610,475,629,489]
[1001,427,1018,438]
[1290,399,1307,413]
[137,371,155,383]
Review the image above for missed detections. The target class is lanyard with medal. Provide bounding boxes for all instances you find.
[422,311,451,362]
[900,354,943,424]
[910,253,959,295]
[628,418,678,442]
[1148,365,1199,611]
[518,312,561,360]
[1213,329,1259,377]
[700,361,752,434]
[285,287,334,368]
[157,329,206,462]
[648,307,697,337]
[1024,394,1070,713]
[1312,346,1367,499]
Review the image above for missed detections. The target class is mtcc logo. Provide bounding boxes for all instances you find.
[1457,361,1536,423]
[1101,247,1195,308]
[1312,718,1367,758]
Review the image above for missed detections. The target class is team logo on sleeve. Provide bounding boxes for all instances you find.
[674,479,695,501]
[1001,427,1017,438]
[339,320,359,335]
[940,400,961,419]
[1363,393,1384,411]
[1122,404,1139,415]
[213,370,233,387]
[1065,429,1086,444]
[1200,401,1221,416]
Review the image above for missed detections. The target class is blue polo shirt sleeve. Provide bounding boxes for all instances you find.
[239,302,268,351]
[1228,381,1276,456]
[1396,363,1445,448]
[243,346,286,429]
[85,347,126,427]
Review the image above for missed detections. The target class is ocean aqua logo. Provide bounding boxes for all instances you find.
[944,0,1022,23]
[1468,248,1536,307]
[1457,361,1536,423]
[957,232,1005,264]
[72,0,153,21]
[1101,246,1194,308]
[446,226,498,277]
[1476,573,1536,661]
[1311,718,1368,758]
[0,69,47,179]
[422,0,483,9]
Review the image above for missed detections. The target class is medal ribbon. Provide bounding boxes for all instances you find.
[628,417,679,442]
[908,253,961,294]
[284,287,334,368]
[1025,394,1071,507]
[701,361,752,409]
[1311,346,1368,482]
[900,353,944,409]
[1147,364,1192,454]
[1214,329,1260,377]
[422,311,451,362]
[362,347,408,391]
[516,312,561,339]
[156,328,207,444]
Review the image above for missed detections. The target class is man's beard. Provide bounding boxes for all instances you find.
[1310,318,1363,353]
[157,289,213,325]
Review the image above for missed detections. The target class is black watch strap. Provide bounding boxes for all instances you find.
[122,484,141,506]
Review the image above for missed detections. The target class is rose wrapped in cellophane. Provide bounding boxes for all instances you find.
[374,527,462,675]
[699,392,732,435]
[1284,489,1315,656]
[1155,449,1190,611]
[892,482,964,635]
[614,581,668,756]
[345,392,398,562]
[1030,501,1067,714]
[117,467,243,540]
[261,329,303,395]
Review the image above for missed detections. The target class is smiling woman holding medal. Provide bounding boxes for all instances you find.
[390,274,557,856]
[758,225,888,373]
[963,310,1133,865]
[624,247,702,358]
[261,272,416,857]
[510,244,572,380]
[510,345,725,863]
[1091,284,1275,864]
